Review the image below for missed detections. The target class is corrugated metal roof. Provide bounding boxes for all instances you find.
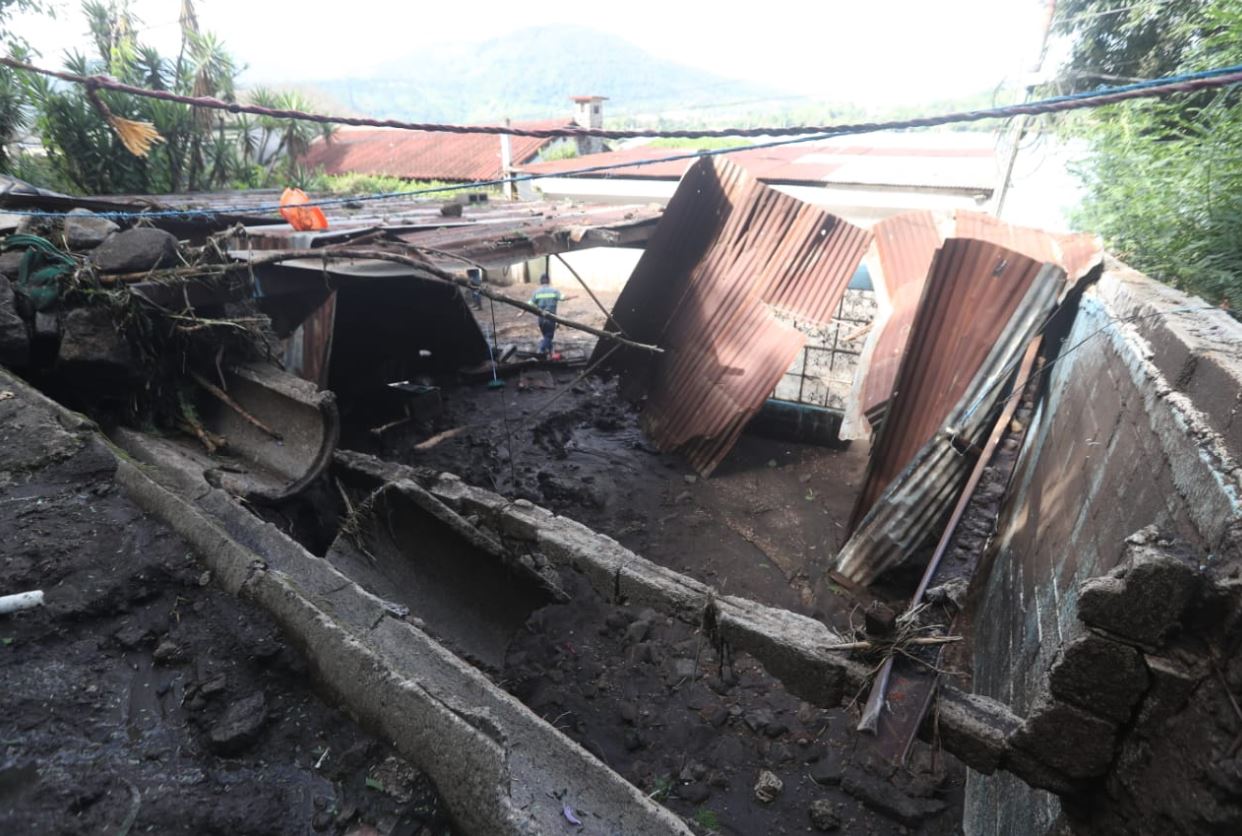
[840,210,1102,439]
[596,156,872,475]
[299,119,567,182]
[836,240,1067,584]
[519,136,999,192]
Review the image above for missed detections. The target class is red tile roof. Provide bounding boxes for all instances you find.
[299,119,568,182]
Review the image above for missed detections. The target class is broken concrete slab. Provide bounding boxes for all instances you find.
[111,439,692,835]
[933,688,1022,776]
[89,227,179,273]
[326,479,564,669]
[330,450,1031,782]
[113,361,339,503]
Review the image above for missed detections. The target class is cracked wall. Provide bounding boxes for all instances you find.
[966,263,1242,835]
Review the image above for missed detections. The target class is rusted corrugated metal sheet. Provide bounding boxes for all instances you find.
[836,240,1066,585]
[841,211,942,439]
[840,211,1101,440]
[299,120,565,182]
[598,156,872,475]
[953,211,1101,282]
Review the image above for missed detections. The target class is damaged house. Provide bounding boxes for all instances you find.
[0,136,1239,836]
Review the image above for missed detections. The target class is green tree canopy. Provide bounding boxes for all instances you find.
[1061,0,1242,311]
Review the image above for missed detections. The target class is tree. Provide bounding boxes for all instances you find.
[6,0,329,194]
[0,1,51,167]
[1053,0,1215,89]
[1061,0,1242,311]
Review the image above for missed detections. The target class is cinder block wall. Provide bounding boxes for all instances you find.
[965,263,1242,834]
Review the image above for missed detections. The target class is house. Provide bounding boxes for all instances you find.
[516,132,1003,225]
[298,95,608,183]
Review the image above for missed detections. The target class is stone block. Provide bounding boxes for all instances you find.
[1135,652,1206,729]
[0,278,29,367]
[1077,528,1203,646]
[89,227,179,274]
[57,306,131,367]
[1008,692,1117,781]
[1048,632,1149,723]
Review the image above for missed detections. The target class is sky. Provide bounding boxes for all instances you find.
[9,0,1057,106]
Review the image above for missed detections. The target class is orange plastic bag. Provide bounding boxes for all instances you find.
[279,187,329,231]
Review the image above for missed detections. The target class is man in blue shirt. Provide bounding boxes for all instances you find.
[529,273,574,357]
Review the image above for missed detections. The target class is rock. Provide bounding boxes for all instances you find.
[1048,632,1150,723]
[754,769,783,803]
[619,702,639,725]
[368,755,421,803]
[57,306,131,368]
[113,623,151,649]
[89,227,179,274]
[62,209,119,250]
[745,708,774,733]
[669,657,697,680]
[677,782,711,804]
[809,799,841,831]
[841,769,947,827]
[0,251,23,278]
[700,704,729,728]
[709,735,746,766]
[199,673,228,697]
[208,691,269,754]
[152,640,184,665]
[763,720,789,739]
[604,611,630,632]
[708,769,728,788]
[625,619,651,645]
[810,758,845,786]
[623,730,643,752]
[683,474,698,484]
[0,279,29,367]
[1077,529,1202,646]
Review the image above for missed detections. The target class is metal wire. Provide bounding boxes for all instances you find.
[5,58,1242,222]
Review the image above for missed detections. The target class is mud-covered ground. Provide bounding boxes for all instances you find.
[337,282,967,834]
[505,570,963,836]
[0,380,455,836]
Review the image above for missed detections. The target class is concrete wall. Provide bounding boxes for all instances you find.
[965,263,1242,834]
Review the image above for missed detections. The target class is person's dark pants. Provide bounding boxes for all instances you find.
[538,316,557,354]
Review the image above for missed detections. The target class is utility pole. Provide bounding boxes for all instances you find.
[992,0,1057,219]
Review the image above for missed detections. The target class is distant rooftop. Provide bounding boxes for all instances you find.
[299,119,569,182]
[519,133,1000,193]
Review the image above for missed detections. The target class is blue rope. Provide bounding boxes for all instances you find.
[8,63,1242,222]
